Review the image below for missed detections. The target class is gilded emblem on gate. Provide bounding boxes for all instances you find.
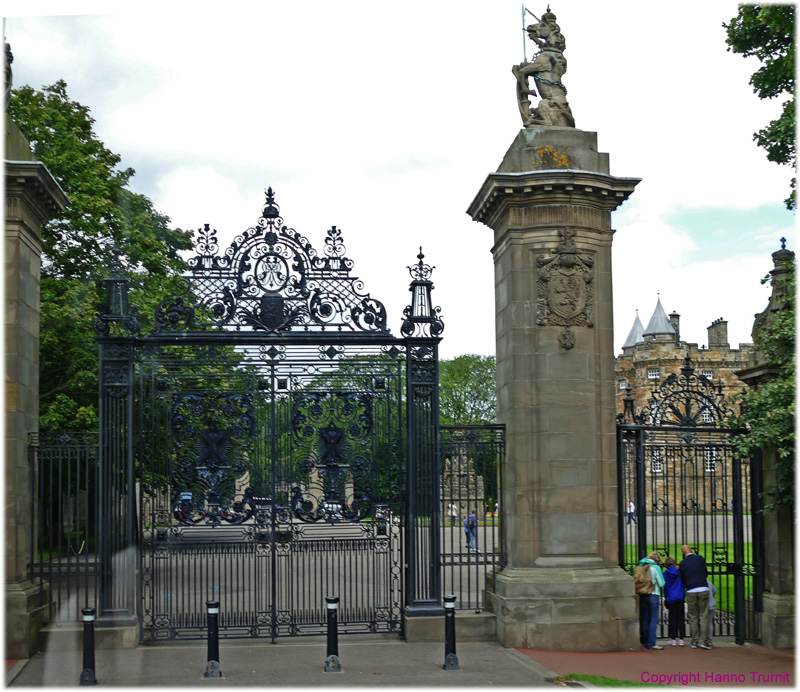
[536,228,594,349]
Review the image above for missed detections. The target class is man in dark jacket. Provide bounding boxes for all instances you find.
[679,545,711,649]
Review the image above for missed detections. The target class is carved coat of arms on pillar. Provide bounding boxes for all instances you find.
[536,228,594,349]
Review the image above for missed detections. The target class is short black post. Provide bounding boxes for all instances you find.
[324,596,342,673]
[79,607,97,685]
[443,594,459,670]
[204,600,221,678]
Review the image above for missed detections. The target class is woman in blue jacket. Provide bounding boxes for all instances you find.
[663,556,686,646]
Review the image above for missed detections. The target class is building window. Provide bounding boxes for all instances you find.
[701,370,713,379]
[705,448,717,473]
[647,368,660,380]
[619,379,628,390]
[651,448,663,473]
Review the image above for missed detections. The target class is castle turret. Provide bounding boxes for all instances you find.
[621,312,644,350]
[642,297,676,342]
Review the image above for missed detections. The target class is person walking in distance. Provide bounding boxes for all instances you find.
[448,502,458,526]
[627,499,636,525]
[663,556,685,646]
[679,545,712,649]
[467,509,478,550]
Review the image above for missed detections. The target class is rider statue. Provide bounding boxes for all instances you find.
[512,7,575,128]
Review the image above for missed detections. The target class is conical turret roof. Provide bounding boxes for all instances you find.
[622,312,644,348]
[642,297,676,337]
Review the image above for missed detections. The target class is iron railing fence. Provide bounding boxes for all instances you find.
[28,431,100,625]
[439,425,505,612]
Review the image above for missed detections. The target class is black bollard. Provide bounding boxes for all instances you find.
[324,596,342,673]
[79,607,97,685]
[204,600,222,678]
[443,594,459,670]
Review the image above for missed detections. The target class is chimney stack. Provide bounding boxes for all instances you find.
[669,311,680,342]
[707,318,728,348]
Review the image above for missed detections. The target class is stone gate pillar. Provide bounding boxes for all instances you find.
[737,241,795,648]
[468,127,640,651]
[5,112,68,657]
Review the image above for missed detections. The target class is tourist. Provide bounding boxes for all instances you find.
[462,515,470,549]
[447,502,458,526]
[663,556,685,646]
[638,550,665,650]
[467,510,478,550]
[627,499,636,525]
[679,545,711,649]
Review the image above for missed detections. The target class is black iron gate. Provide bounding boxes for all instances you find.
[93,190,445,641]
[617,355,764,644]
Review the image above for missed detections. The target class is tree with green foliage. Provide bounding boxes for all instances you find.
[439,354,496,425]
[724,4,796,210]
[8,80,193,430]
[729,248,795,512]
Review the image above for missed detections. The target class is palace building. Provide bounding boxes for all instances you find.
[615,298,754,420]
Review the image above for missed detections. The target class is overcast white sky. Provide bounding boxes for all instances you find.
[5,1,796,358]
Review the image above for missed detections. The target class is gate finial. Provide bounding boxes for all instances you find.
[262,187,281,219]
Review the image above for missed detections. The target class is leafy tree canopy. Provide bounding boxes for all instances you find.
[724,4,796,209]
[439,354,496,425]
[8,80,194,431]
[8,80,193,278]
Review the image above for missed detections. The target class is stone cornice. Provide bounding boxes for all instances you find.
[467,169,641,230]
[736,362,781,387]
[5,160,69,224]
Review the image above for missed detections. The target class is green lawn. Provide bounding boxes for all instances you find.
[554,674,659,687]
[624,542,753,612]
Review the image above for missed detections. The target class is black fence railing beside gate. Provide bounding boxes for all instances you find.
[28,431,100,624]
[439,425,506,612]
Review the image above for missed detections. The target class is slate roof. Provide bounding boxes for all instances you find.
[622,312,644,348]
[642,297,676,338]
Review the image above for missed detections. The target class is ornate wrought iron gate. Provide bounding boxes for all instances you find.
[94,190,445,641]
[617,356,764,644]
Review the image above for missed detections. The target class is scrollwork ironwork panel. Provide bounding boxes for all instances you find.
[154,189,389,334]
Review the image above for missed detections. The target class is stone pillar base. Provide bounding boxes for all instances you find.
[41,620,139,651]
[403,611,497,642]
[486,565,638,651]
[761,593,794,649]
[5,579,51,659]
